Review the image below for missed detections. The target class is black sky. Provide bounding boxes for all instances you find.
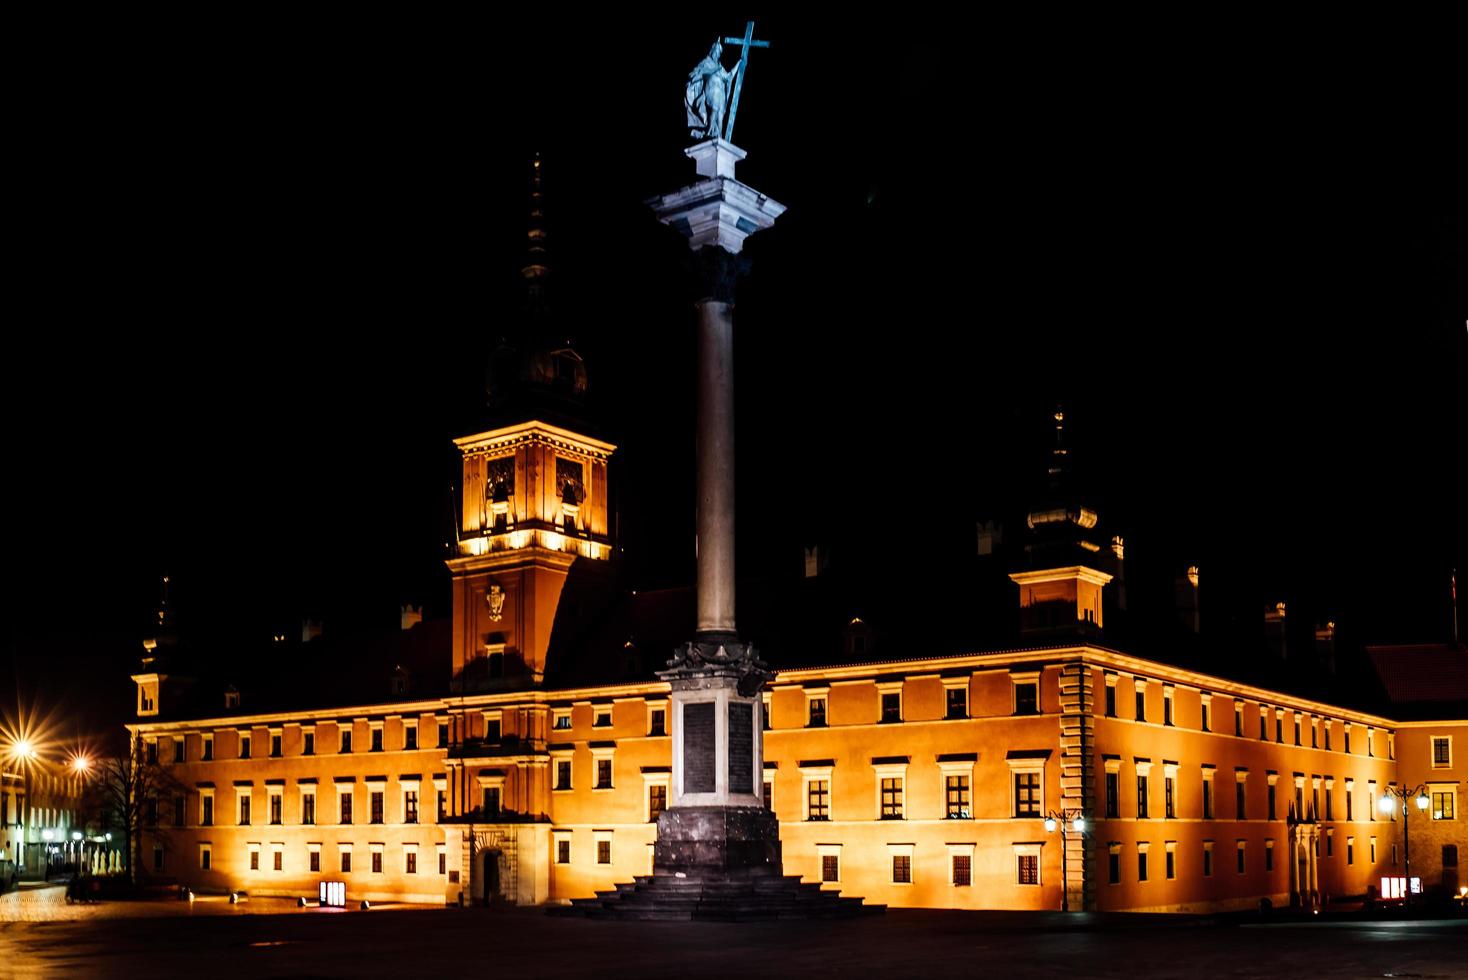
[4,13,1465,740]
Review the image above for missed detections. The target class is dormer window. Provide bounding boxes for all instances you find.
[224,688,240,710]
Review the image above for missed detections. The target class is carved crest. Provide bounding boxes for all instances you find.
[485,584,506,622]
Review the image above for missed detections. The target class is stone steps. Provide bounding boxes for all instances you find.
[551,872,883,921]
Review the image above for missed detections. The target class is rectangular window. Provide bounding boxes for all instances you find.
[1105,771,1120,818]
[946,686,968,720]
[807,697,827,727]
[1202,778,1214,819]
[1347,786,1353,821]
[439,848,447,875]
[1348,838,1354,865]
[1201,700,1209,732]
[1235,704,1243,737]
[1105,684,1117,718]
[1444,845,1458,868]
[438,789,447,822]
[892,855,912,884]
[173,738,185,763]
[1368,781,1377,821]
[249,848,260,871]
[340,847,352,873]
[340,790,354,825]
[554,760,572,791]
[270,733,282,758]
[1294,719,1301,746]
[1431,791,1455,820]
[240,735,251,759]
[1014,682,1038,716]
[1015,771,1041,817]
[596,759,613,789]
[880,777,904,819]
[273,849,283,872]
[1260,712,1268,740]
[200,845,211,871]
[880,692,902,723]
[597,840,611,865]
[649,708,666,736]
[238,794,251,826]
[1163,692,1174,726]
[1265,845,1275,871]
[1165,849,1176,880]
[1433,737,1452,768]
[553,712,572,731]
[1327,834,1334,857]
[764,780,774,810]
[154,846,164,872]
[945,775,971,819]
[1165,777,1176,818]
[482,786,501,816]
[372,851,383,874]
[951,854,972,886]
[1370,837,1377,863]
[821,854,840,883]
[202,794,214,827]
[1325,724,1332,750]
[269,792,282,825]
[147,740,158,765]
[406,850,417,874]
[1137,775,1149,819]
[557,839,571,864]
[1138,852,1148,882]
[1203,846,1213,877]
[1345,728,1351,754]
[484,717,500,742]
[1236,781,1246,820]
[302,792,316,826]
[648,784,667,822]
[1276,714,1283,743]
[1311,721,1318,748]
[370,791,384,824]
[1268,783,1276,820]
[1109,850,1120,884]
[202,734,214,761]
[405,724,418,750]
[303,731,314,756]
[309,849,320,873]
[1325,787,1333,821]
[174,795,185,826]
[405,790,419,824]
[438,721,450,746]
[1237,843,1246,874]
[1135,689,1146,722]
[807,780,830,821]
[340,728,353,754]
[594,709,612,728]
[370,727,383,752]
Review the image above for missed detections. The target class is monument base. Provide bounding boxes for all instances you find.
[653,805,780,877]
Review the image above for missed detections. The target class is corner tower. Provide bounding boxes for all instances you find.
[447,157,616,691]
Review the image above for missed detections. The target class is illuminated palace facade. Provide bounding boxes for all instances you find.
[129,409,1466,912]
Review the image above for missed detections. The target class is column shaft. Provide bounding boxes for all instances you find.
[694,298,736,634]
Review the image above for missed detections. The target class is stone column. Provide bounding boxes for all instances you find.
[647,138,786,880]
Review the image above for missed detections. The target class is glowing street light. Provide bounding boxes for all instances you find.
[1043,808,1089,912]
[1380,783,1431,907]
[71,755,92,774]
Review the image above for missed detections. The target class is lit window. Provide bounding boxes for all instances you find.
[648,784,667,823]
[1431,790,1456,821]
[945,775,971,819]
[1014,771,1042,818]
[805,777,831,821]
[880,777,904,820]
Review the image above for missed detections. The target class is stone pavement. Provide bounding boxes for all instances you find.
[1,897,1464,979]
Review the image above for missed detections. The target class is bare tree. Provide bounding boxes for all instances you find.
[87,731,185,885]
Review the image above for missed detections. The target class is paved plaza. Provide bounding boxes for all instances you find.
[2,884,1465,979]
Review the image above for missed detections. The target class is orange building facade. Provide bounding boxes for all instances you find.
[128,416,1466,911]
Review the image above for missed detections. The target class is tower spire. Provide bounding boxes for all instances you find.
[523,152,549,308]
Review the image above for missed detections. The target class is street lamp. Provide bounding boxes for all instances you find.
[1043,808,1088,912]
[1379,784,1430,905]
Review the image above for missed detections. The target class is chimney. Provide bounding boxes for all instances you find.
[1314,621,1337,675]
[1264,601,1288,660]
[1174,565,1200,633]
[400,604,423,631]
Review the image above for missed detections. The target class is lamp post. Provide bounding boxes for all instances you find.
[1378,784,1430,906]
[4,740,39,877]
[1043,808,1088,912]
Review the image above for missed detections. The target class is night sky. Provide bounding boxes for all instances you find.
[5,14,1464,744]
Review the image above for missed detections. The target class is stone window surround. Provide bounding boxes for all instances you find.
[645,699,670,736]
[403,842,418,874]
[941,675,970,719]
[947,842,975,886]
[552,707,573,731]
[1011,671,1041,716]
[887,842,915,886]
[339,842,353,872]
[550,747,575,793]
[246,841,261,872]
[198,842,211,870]
[804,686,830,727]
[1427,782,1457,821]
[1431,735,1453,769]
[817,843,842,883]
[800,763,834,822]
[1164,840,1177,879]
[939,758,976,819]
[369,842,385,874]
[400,775,423,823]
[873,760,909,820]
[641,769,671,823]
[876,680,904,723]
[1014,841,1043,886]
[590,744,616,792]
[553,828,573,865]
[1008,757,1046,818]
[593,829,613,865]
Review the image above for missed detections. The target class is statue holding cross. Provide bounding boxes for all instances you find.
[684,22,769,144]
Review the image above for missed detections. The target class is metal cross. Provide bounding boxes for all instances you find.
[720,21,769,144]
